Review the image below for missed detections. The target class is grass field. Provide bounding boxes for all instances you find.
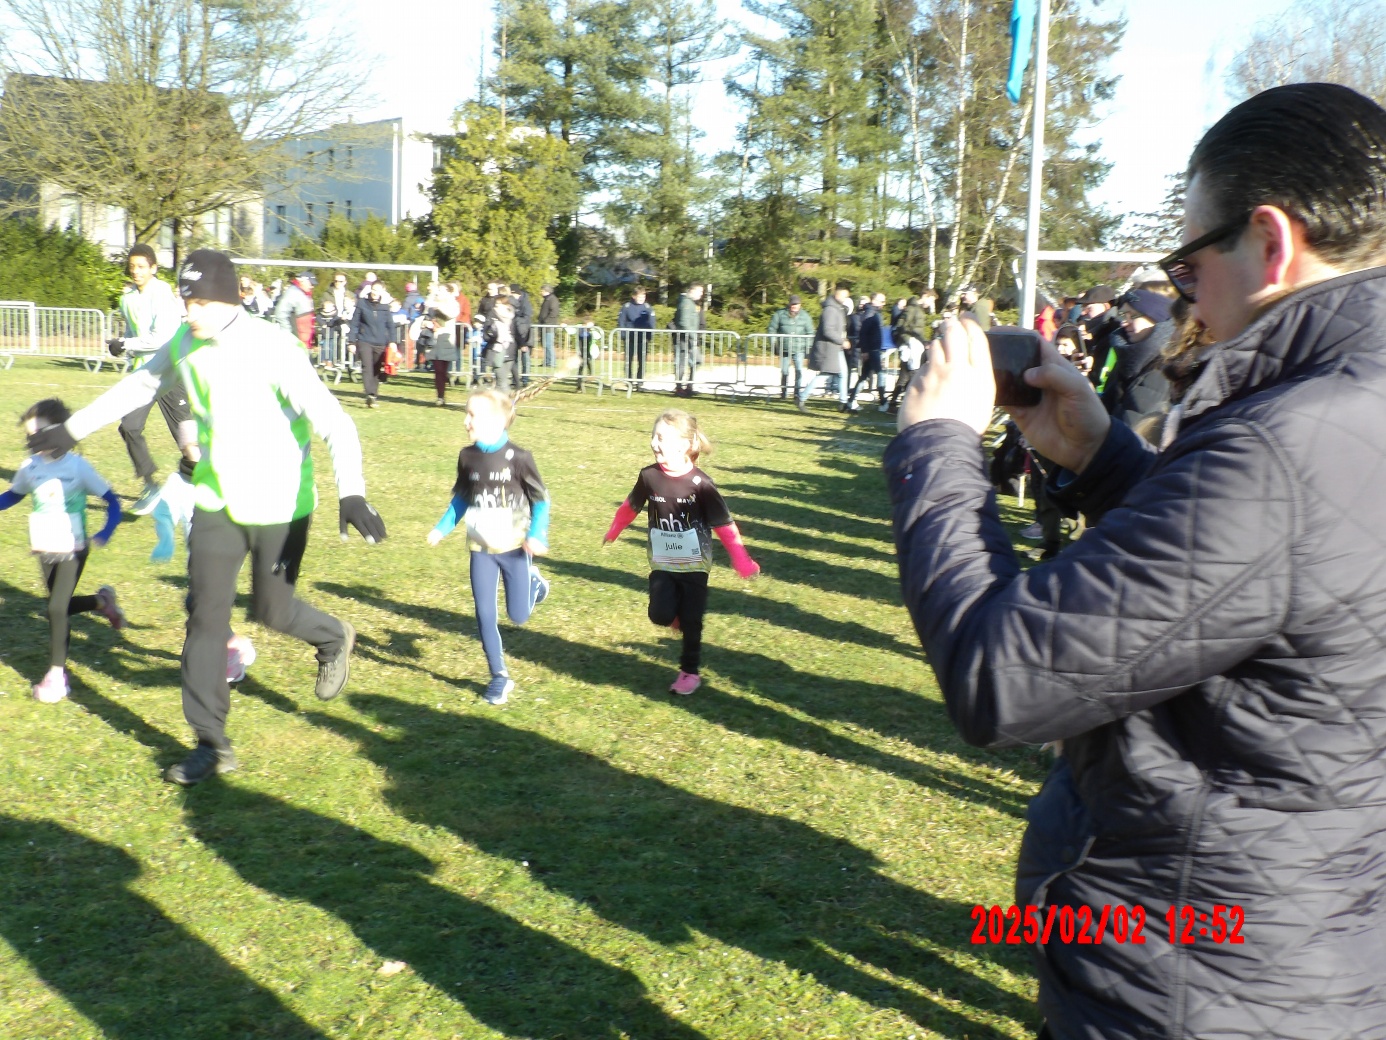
[0,358,1049,1040]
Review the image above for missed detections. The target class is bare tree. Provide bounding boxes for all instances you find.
[0,0,370,253]
[1229,0,1386,104]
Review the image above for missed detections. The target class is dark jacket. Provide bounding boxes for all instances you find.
[673,294,700,333]
[1100,321,1173,435]
[537,292,560,326]
[348,297,395,346]
[766,306,815,354]
[857,304,884,354]
[809,296,847,371]
[508,286,533,346]
[618,300,654,330]
[885,267,1386,1038]
[618,300,655,331]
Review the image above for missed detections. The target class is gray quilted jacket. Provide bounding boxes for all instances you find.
[885,268,1386,1039]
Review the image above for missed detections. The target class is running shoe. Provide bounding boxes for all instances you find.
[669,670,701,696]
[227,635,257,684]
[530,566,550,608]
[32,668,69,703]
[315,621,356,701]
[130,478,162,516]
[484,674,514,705]
[95,586,125,630]
[1019,522,1045,541]
[165,742,238,786]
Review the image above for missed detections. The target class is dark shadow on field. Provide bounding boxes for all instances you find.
[307,697,1037,1038]
[312,581,1029,817]
[0,464,15,481]
[182,785,707,1040]
[537,558,922,658]
[0,816,326,1039]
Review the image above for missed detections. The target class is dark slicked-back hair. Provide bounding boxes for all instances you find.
[1189,83,1386,268]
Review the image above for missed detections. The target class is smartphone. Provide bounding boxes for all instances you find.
[986,326,1042,407]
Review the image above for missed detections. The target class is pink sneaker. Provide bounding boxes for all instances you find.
[33,669,69,703]
[95,586,125,630]
[226,635,257,684]
[669,616,681,632]
[669,670,701,696]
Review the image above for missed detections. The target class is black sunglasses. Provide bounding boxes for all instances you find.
[1158,213,1250,303]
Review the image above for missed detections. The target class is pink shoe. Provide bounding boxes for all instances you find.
[95,586,125,630]
[669,616,681,632]
[669,670,701,695]
[226,635,257,684]
[33,669,69,703]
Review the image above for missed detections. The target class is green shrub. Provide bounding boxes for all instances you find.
[0,217,126,308]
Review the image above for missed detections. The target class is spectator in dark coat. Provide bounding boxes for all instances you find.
[766,294,815,400]
[798,287,850,412]
[672,284,703,397]
[508,283,534,385]
[537,285,561,369]
[1102,289,1174,437]
[348,282,397,408]
[886,82,1386,1038]
[618,288,655,386]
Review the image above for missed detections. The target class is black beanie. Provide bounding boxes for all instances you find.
[178,249,241,305]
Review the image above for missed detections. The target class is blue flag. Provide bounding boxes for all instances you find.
[1007,0,1038,104]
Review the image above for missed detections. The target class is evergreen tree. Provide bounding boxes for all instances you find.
[422,103,579,296]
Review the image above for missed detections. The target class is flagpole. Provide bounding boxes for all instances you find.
[1019,0,1050,329]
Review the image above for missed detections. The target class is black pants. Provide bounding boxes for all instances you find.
[184,508,346,747]
[848,351,884,404]
[433,360,451,399]
[648,570,709,674]
[119,386,193,481]
[625,332,649,380]
[358,341,388,397]
[41,548,99,668]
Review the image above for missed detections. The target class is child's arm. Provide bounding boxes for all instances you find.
[427,492,466,546]
[603,472,648,545]
[91,490,123,548]
[714,523,760,578]
[0,488,20,511]
[519,454,550,555]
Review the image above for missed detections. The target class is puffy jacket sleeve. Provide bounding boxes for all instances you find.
[885,416,1295,747]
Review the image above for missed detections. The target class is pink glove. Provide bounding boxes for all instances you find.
[714,523,760,578]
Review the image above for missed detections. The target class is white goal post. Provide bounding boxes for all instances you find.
[231,257,440,283]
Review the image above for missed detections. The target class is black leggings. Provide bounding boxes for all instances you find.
[648,570,709,674]
[433,360,451,398]
[41,548,99,668]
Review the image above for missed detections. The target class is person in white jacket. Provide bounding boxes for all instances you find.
[107,244,200,514]
[31,249,389,786]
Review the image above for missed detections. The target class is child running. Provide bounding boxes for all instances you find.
[0,399,125,702]
[427,389,551,705]
[602,409,760,695]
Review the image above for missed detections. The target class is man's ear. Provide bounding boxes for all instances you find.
[1249,204,1298,291]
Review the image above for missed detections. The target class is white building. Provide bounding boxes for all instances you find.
[262,117,441,250]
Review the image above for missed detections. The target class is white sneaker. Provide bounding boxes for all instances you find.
[33,668,69,703]
[1020,522,1045,541]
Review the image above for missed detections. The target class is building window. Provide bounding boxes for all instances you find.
[328,147,335,169]
[327,201,335,219]
[346,200,352,220]
[306,203,314,226]
[275,204,286,234]
[347,146,354,169]
[432,141,446,171]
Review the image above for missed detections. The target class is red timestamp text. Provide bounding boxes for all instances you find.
[970,903,1148,945]
[1165,904,1246,944]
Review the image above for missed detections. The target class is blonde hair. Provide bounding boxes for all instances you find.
[653,408,711,460]
[469,388,516,428]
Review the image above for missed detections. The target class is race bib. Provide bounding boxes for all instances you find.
[650,527,701,565]
[465,506,519,550]
[29,511,77,554]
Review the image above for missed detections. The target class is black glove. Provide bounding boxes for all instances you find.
[106,337,126,357]
[272,514,312,584]
[339,495,386,544]
[27,422,77,456]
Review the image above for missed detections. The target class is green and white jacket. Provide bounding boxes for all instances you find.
[68,310,366,525]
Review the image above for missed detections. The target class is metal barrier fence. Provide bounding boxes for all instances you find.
[0,303,116,372]
[0,301,38,368]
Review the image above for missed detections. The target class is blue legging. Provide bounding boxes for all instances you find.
[470,548,534,677]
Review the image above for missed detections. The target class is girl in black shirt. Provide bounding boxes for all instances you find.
[603,409,759,694]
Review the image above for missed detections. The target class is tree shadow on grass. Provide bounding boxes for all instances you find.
[182,784,709,1040]
[309,698,1038,1038]
[0,815,328,1039]
[312,580,1030,820]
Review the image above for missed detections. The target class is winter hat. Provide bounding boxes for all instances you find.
[788,294,802,305]
[1121,288,1172,324]
[178,249,241,305]
[1078,284,1116,305]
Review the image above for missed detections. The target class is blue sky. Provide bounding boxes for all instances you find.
[348,0,1295,235]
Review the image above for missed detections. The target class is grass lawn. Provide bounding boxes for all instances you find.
[0,358,1050,1040]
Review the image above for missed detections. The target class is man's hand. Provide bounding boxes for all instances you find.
[27,422,77,456]
[106,338,126,357]
[1008,339,1111,474]
[896,318,995,436]
[339,496,387,543]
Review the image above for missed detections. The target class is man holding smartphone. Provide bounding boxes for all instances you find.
[887,84,1386,1038]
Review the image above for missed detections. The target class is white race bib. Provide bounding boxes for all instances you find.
[30,511,77,554]
[650,527,701,565]
[465,506,519,550]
